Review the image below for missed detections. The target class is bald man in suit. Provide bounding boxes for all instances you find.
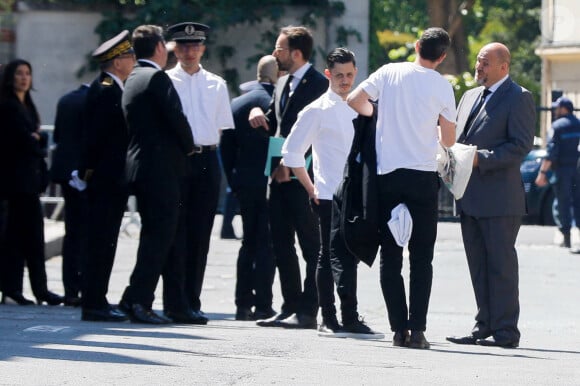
[446,42,535,348]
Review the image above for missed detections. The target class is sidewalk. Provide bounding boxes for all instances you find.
[1,218,579,385]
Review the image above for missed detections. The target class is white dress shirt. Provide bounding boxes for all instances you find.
[282,88,356,200]
[166,64,234,145]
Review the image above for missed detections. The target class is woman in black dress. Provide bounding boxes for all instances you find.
[0,59,64,305]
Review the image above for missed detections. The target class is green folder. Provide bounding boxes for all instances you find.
[264,137,311,178]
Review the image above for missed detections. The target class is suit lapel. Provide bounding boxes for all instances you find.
[282,67,314,116]
[464,78,512,139]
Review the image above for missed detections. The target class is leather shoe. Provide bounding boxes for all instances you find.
[191,310,209,324]
[408,331,430,349]
[476,337,519,348]
[393,330,410,347]
[125,303,172,324]
[256,311,293,327]
[165,310,208,325]
[235,307,255,321]
[82,306,128,322]
[64,296,82,307]
[276,313,317,330]
[253,308,276,320]
[446,335,479,345]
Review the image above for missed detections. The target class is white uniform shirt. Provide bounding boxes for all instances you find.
[166,64,234,145]
[282,88,356,200]
[361,62,456,175]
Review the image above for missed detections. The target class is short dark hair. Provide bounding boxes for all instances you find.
[418,27,450,62]
[281,26,313,61]
[131,25,164,59]
[326,47,356,69]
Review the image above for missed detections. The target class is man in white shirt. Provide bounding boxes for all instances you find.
[347,27,456,349]
[282,47,383,339]
[166,22,235,323]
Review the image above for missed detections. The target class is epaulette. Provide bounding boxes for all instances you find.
[101,76,114,86]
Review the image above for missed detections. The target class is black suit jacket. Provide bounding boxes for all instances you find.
[266,65,328,138]
[220,82,274,192]
[80,73,128,188]
[50,84,89,183]
[0,95,46,196]
[122,60,194,184]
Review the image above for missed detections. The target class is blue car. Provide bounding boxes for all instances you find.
[520,148,557,225]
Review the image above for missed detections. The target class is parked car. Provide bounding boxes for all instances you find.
[521,148,557,225]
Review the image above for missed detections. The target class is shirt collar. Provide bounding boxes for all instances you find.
[291,62,311,82]
[487,74,509,94]
[326,87,345,103]
[175,63,204,77]
[138,59,162,70]
[105,72,124,90]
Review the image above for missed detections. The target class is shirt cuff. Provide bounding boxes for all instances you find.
[282,152,306,168]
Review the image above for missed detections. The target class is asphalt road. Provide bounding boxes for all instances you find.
[0,218,579,385]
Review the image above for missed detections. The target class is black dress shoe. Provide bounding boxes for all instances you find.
[82,306,129,322]
[256,311,293,327]
[253,308,276,320]
[1,292,34,305]
[476,337,519,348]
[446,335,479,345]
[165,310,208,325]
[235,308,255,321]
[191,310,209,324]
[64,296,82,307]
[127,304,172,324]
[276,313,317,330]
[408,331,430,349]
[393,330,410,347]
[36,291,64,306]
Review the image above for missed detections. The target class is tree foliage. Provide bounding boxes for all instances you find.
[370,0,542,103]
[28,0,346,94]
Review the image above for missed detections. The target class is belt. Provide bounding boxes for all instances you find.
[192,144,218,154]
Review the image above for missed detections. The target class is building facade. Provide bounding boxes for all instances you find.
[536,0,580,139]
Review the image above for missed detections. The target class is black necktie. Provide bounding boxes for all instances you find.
[463,88,491,137]
[280,75,294,111]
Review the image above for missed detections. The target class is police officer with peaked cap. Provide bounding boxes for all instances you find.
[79,30,135,322]
[165,22,235,322]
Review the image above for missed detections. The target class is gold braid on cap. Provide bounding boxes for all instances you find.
[100,40,132,61]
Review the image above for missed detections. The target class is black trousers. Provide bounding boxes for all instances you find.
[60,183,87,299]
[329,199,360,324]
[82,181,127,309]
[162,177,192,314]
[121,174,182,308]
[0,194,49,298]
[235,185,275,311]
[269,179,319,317]
[183,150,221,311]
[377,169,439,332]
[313,199,337,320]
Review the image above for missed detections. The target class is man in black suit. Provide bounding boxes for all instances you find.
[220,55,279,321]
[77,30,135,322]
[119,25,196,324]
[249,26,328,329]
[50,83,89,307]
[446,43,535,348]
